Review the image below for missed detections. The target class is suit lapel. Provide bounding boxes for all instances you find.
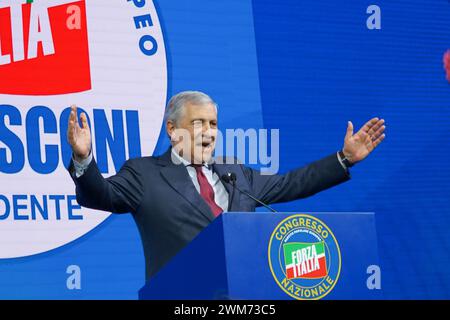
[158,149,215,222]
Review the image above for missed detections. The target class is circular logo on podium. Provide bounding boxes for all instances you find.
[268,214,341,300]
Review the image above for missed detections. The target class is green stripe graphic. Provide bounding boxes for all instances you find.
[283,242,325,265]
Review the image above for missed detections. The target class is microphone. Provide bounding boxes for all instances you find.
[221,173,277,213]
[223,173,236,212]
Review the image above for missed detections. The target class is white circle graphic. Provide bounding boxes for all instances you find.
[0,0,167,258]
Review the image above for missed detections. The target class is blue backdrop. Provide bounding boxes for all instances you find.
[0,0,449,299]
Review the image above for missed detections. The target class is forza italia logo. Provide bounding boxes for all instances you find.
[268,214,341,300]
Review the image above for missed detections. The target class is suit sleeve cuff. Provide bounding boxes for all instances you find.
[336,151,349,172]
[72,152,93,178]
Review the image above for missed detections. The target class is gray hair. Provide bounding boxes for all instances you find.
[164,91,217,125]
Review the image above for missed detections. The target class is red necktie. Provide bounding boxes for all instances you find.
[193,166,223,217]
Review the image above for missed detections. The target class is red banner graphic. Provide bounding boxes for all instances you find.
[0,1,91,95]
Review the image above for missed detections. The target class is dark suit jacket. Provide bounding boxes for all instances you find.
[68,148,350,280]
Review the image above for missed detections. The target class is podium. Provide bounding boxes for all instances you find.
[139,212,382,300]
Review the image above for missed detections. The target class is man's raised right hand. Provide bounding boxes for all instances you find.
[67,105,91,162]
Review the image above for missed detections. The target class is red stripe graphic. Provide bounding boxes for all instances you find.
[286,256,327,279]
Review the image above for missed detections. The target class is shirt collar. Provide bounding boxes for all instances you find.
[171,148,213,169]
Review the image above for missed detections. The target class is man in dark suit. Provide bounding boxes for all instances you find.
[67,91,385,280]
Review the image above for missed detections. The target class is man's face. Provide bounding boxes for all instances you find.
[168,102,218,164]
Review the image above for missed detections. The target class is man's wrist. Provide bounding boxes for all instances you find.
[73,150,90,163]
[74,154,87,163]
[72,152,93,178]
